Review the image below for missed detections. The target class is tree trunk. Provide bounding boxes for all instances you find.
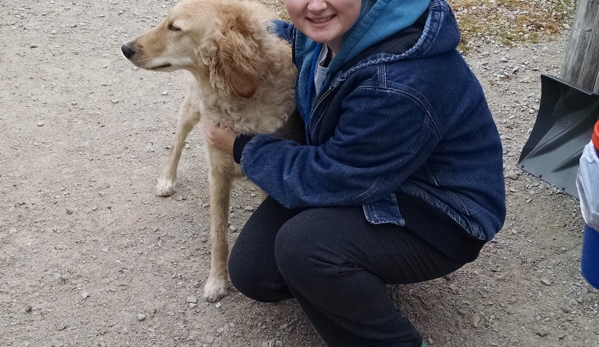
[561,0,599,94]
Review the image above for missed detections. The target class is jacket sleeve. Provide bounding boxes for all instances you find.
[240,85,442,209]
[268,20,295,44]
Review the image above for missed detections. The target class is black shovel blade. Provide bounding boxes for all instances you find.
[518,74,599,199]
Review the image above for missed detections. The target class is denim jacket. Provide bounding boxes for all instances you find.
[241,0,506,241]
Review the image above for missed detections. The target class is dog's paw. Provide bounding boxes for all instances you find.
[156,178,176,197]
[203,277,228,302]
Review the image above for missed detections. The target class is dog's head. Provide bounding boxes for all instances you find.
[121,0,265,98]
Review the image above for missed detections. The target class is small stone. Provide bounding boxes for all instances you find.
[540,279,552,286]
[54,273,68,284]
[137,314,146,322]
[187,296,198,304]
[507,172,518,180]
[275,341,283,347]
[37,121,44,127]
[25,305,33,313]
[30,44,38,48]
[81,292,90,299]
[229,225,238,232]
[161,90,169,95]
[536,329,548,337]
[471,314,481,328]
[201,335,215,344]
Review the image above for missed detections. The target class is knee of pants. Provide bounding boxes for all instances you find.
[228,251,266,302]
[274,224,332,287]
[229,247,289,302]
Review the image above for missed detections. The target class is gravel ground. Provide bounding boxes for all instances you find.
[1,0,598,346]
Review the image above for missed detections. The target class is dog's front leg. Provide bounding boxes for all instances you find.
[203,148,235,302]
[156,95,200,196]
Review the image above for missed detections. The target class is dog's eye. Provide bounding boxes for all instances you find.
[168,23,181,31]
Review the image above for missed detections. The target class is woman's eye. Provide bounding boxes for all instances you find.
[168,23,181,31]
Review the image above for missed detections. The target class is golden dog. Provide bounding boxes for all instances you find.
[121,0,297,301]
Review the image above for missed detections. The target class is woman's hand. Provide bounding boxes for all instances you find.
[202,121,238,155]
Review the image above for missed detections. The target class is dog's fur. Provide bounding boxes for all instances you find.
[121,0,297,302]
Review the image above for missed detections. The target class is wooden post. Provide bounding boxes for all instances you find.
[561,0,599,94]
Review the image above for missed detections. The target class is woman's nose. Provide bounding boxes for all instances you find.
[307,0,328,12]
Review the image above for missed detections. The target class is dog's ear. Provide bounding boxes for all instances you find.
[211,10,261,98]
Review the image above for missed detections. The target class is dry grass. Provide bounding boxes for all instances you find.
[448,0,577,52]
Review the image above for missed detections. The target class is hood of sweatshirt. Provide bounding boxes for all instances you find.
[293,0,462,123]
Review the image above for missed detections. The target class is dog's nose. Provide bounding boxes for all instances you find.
[121,43,135,60]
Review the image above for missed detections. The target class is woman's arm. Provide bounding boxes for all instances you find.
[239,87,440,209]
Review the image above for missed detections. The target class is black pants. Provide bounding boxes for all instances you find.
[229,197,466,347]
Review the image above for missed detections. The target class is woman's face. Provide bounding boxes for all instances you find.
[284,0,362,54]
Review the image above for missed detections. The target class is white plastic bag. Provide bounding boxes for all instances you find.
[577,140,599,231]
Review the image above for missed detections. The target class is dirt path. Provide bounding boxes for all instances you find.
[1,1,597,346]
